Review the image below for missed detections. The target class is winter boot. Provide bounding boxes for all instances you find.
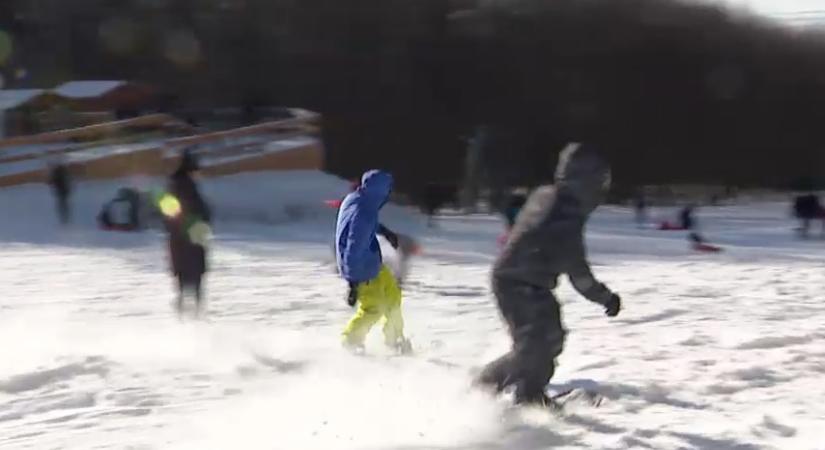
[393,337,413,355]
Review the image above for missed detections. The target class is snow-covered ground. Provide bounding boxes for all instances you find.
[1,174,824,450]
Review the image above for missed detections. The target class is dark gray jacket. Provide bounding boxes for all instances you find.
[493,143,614,306]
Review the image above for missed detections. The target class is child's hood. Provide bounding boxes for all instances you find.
[359,170,393,209]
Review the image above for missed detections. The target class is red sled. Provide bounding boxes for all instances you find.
[694,243,723,253]
[659,221,687,231]
[408,243,423,256]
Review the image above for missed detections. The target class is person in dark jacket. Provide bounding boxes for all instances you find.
[680,204,708,247]
[497,190,528,248]
[422,183,456,228]
[163,150,212,316]
[98,188,144,231]
[335,170,412,354]
[793,193,822,238]
[634,190,647,228]
[49,162,72,225]
[503,191,528,229]
[477,143,622,406]
[679,204,695,231]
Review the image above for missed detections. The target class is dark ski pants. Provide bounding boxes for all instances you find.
[177,273,203,313]
[56,195,70,225]
[478,277,566,403]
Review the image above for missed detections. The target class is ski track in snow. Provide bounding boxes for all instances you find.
[1,180,825,449]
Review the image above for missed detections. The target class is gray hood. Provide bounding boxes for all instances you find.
[554,143,611,214]
[493,141,616,302]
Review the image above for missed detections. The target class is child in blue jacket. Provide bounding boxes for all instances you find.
[335,170,412,353]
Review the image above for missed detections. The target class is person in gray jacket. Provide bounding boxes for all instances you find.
[477,143,622,406]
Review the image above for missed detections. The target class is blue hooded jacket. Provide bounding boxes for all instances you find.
[335,170,393,284]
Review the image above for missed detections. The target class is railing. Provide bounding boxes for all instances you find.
[0,114,194,152]
[0,109,323,187]
[163,110,320,150]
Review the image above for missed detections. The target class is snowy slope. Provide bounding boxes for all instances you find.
[0,178,824,450]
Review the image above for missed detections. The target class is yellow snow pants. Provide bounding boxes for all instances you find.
[342,266,404,348]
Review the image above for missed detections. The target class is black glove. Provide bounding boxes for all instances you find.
[605,293,621,317]
[347,283,359,307]
[378,224,399,249]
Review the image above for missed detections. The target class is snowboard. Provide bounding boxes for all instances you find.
[693,242,723,253]
[324,199,343,209]
[478,383,605,413]
[658,221,687,231]
[548,388,605,410]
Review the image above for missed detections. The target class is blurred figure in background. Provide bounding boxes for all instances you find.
[503,190,528,229]
[98,188,148,232]
[422,183,440,228]
[421,182,456,228]
[163,149,212,317]
[793,193,823,239]
[48,160,72,225]
[497,190,528,248]
[634,189,648,228]
[681,204,721,252]
[680,204,698,240]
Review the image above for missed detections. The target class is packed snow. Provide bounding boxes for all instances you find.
[0,172,824,450]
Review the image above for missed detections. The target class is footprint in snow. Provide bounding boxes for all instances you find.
[734,335,814,350]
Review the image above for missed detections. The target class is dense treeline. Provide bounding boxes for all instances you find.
[3,0,825,193]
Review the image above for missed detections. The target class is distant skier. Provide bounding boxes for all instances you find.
[163,150,212,317]
[48,161,72,225]
[335,170,412,354]
[477,143,621,406]
[681,204,723,252]
[98,187,145,231]
[680,204,703,246]
[422,183,454,228]
[503,191,528,229]
[634,190,647,228]
[679,204,695,231]
[497,190,528,248]
[793,193,822,238]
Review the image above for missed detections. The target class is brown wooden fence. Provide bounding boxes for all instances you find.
[0,110,323,188]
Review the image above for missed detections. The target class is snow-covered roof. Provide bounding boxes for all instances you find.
[53,81,126,99]
[0,89,46,110]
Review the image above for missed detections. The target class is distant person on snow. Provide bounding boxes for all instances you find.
[422,183,454,228]
[503,191,528,229]
[497,190,528,248]
[634,190,647,228]
[335,170,412,354]
[98,188,146,231]
[164,150,212,317]
[680,204,705,247]
[477,143,621,406]
[679,204,695,231]
[679,204,723,252]
[793,193,822,238]
[49,161,72,225]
